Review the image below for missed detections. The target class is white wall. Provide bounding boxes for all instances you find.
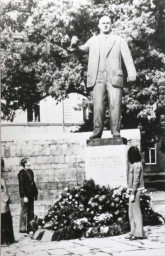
[40,96,63,123]
[40,93,85,123]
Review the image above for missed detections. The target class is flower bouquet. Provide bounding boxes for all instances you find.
[30,179,164,241]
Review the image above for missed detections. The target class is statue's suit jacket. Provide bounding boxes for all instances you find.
[79,33,137,88]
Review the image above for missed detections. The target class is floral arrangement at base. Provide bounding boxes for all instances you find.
[30,179,164,241]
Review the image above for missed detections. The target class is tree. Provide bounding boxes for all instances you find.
[1,0,165,139]
[1,0,87,120]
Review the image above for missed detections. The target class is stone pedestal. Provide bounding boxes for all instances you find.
[85,138,128,188]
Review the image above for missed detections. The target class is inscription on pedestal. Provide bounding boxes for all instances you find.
[85,138,128,188]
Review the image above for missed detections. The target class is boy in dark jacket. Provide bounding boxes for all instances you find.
[18,158,38,233]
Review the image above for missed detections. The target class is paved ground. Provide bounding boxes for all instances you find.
[1,192,165,256]
[1,222,165,256]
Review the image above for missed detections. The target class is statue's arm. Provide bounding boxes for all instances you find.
[67,36,90,53]
[120,38,137,81]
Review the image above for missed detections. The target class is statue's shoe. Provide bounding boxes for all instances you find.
[89,133,101,139]
[113,132,121,138]
[129,236,147,240]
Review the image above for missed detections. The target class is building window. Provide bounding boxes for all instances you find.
[27,105,40,122]
[145,142,157,165]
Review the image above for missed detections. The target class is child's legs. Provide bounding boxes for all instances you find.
[19,199,28,232]
[132,191,144,237]
[128,197,135,235]
[27,199,34,231]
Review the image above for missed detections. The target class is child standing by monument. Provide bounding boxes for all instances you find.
[18,158,38,233]
[126,146,146,240]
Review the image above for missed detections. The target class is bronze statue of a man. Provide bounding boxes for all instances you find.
[70,16,137,139]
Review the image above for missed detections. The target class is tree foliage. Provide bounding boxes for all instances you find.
[1,0,165,137]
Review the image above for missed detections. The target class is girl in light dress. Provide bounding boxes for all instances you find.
[126,146,146,240]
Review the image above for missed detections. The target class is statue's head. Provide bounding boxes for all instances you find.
[98,16,112,34]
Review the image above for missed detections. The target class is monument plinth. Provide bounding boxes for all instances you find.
[85,137,128,188]
[86,137,127,146]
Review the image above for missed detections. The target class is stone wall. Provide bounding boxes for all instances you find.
[1,138,86,216]
[1,130,140,217]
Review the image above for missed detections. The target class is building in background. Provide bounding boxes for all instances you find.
[1,93,87,139]
[2,93,85,125]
